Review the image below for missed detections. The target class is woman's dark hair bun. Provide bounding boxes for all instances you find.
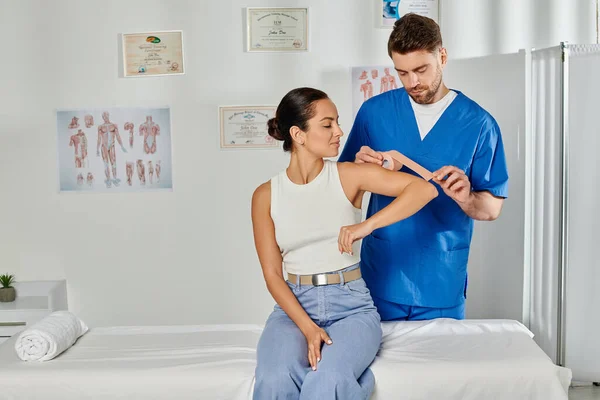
[269,87,329,152]
[267,118,284,141]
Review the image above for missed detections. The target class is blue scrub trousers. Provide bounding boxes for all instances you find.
[372,294,465,321]
[253,264,382,400]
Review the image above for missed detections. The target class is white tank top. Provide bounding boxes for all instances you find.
[270,160,362,275]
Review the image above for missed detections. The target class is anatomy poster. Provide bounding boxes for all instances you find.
[57,107,173,192]
[380,0,440,27]
[352,65,400,119]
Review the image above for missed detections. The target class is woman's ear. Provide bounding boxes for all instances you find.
[290,126,306,146]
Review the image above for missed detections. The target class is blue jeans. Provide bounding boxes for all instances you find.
[373,294,465,321]
[253,264,382,400]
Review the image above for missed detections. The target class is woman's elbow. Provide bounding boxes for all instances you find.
[422,180,439,201]
[264,270,284,289]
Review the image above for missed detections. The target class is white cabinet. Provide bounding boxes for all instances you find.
[0,280,68,344]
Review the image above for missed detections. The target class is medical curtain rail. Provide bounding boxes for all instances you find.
[528,42,600,383]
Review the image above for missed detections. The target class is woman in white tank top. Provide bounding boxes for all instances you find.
[251,88,438,400]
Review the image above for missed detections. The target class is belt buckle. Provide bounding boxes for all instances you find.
[311,274,328,286]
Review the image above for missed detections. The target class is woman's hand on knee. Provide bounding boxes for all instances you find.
[303,326,333,371]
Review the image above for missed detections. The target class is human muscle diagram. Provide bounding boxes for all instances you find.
[126,162,134,186]
[352,65,401,119]
[360,80,374,101]
[68,117,79,129]
[136,159,146,185]
[139,116,160,154]
[69,129,88,168]
[124,122,135,148]
[380,68,398,93]
[147,160,154,184]
[97,111,127,188]
[86,172,94,187]
[57,107,172,192]
[155,160,161,183]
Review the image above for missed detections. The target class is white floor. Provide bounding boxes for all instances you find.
[569,385,600,399]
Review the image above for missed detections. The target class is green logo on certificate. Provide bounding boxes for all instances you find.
[146,36,161,44]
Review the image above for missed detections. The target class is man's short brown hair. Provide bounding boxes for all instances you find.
[387,13,442,57]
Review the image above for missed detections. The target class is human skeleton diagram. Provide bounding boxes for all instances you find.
[69,129,88,168]
[360,80,374,101]
[84,115,94,128]
[136,159,146,185]
[139,116,160,154]
[380,68,398,93]
[124,122,135,148]
[96,111,127,188]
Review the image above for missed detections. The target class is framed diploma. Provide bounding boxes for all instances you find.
[219,106,278,149]
[122,30,185,77]
[246,7,309,52]
[378,0,440,28]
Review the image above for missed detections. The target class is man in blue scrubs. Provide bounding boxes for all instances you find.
[339,13,509,321]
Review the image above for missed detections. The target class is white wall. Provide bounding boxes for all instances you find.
[0,0,392,327]
[0,0,595,327]
[441,0,597,59]
[564,45,600,381]
[444,53,526,321]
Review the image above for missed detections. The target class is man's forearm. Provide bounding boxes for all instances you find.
[457,191,504,221]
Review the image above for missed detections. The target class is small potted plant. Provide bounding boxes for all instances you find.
[0,274,16,302]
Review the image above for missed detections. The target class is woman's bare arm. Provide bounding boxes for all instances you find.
[251,182,332,369]
[337,162,438,254]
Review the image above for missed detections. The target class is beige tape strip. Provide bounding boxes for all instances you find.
[383,150,433,181]
[381,152,403,171]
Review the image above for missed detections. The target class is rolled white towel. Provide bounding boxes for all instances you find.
[14,311,88,362]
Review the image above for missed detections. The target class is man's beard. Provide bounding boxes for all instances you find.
[408,65,443,104]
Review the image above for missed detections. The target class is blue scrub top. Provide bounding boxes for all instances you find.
[338,88,509,308]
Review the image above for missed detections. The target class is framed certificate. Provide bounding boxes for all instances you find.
[219,106,279,149]
[246,7,309,52]
[378,0,440,28]
[122,30,185,77]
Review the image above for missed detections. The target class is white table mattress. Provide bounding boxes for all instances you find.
[0,319,571,400]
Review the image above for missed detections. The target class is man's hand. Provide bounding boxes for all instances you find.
[433,165,505,221]
[432,165,471,204]
[355,146,383,166]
